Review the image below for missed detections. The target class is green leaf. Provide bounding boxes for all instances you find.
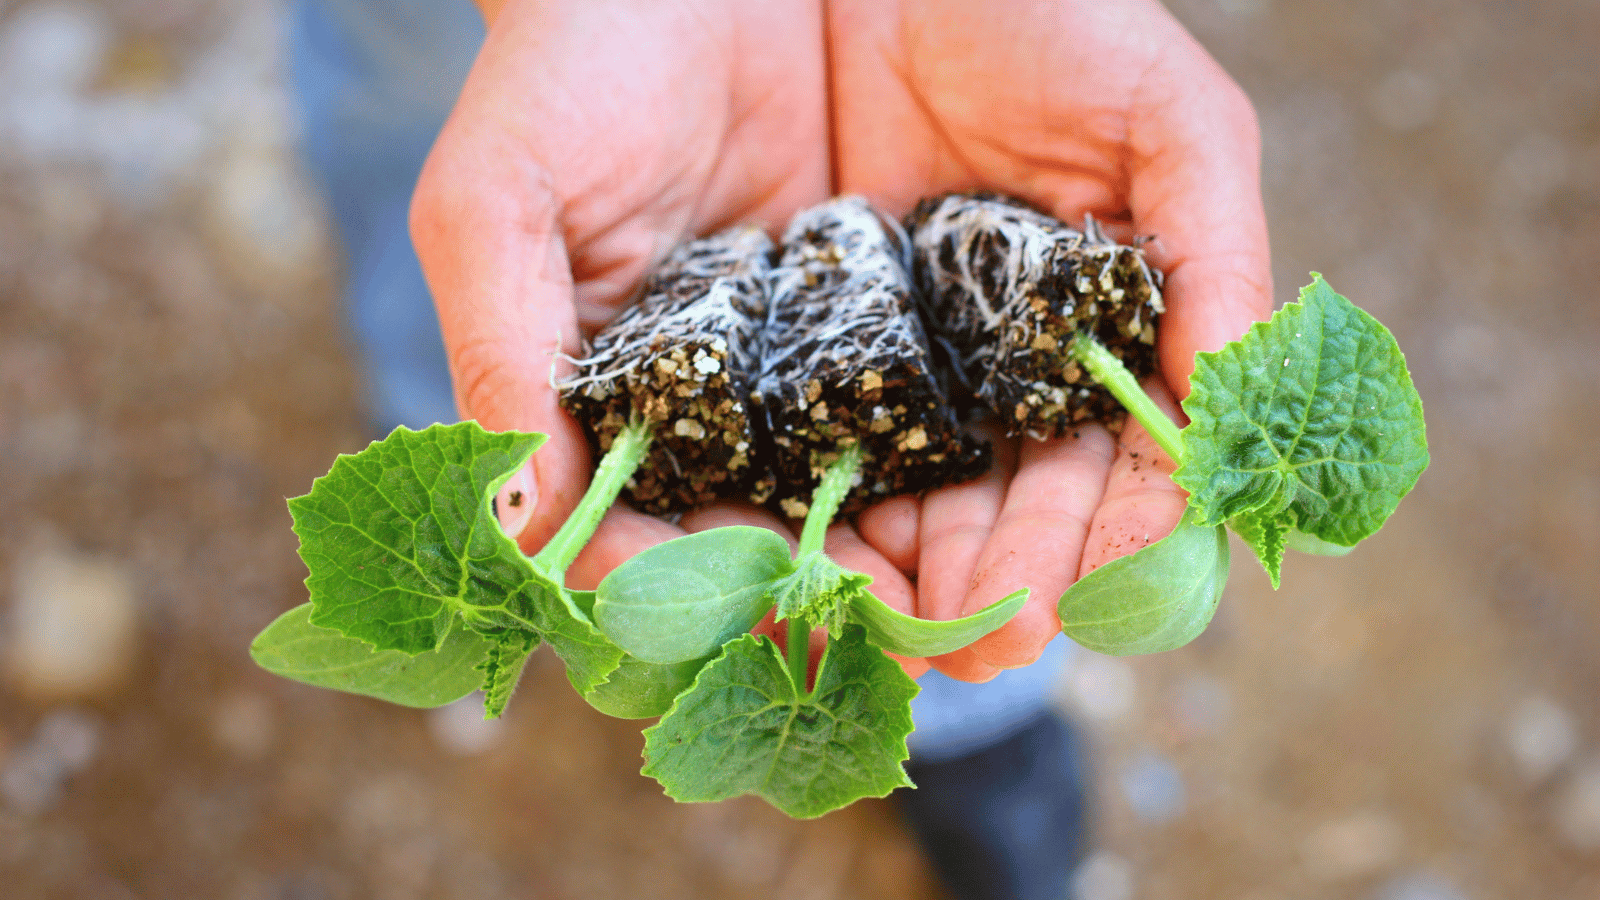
[1284,528,1357,557]
[1058,511,1230,655]
[289,423,549,652]
[289,422,622,695]
[478,631,537,719]
[533,592,626,696]
[593,526,794,665]
[641,626,917,819]
[249,603,490,708]
[1229,511,1288,588]
[848,588,1029,657]
[771,552,873,637]
[583,651,715,720]
[1176,274,1428,569]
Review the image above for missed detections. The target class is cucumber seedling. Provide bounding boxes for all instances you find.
[252,191,1429,820]
[252,430,1025,818]
[1057,274,1429,653]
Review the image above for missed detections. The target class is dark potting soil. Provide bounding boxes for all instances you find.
[905,192,1164,439]
[557,225,774,513]
[560,192,1161,518]
[754,196,991,517]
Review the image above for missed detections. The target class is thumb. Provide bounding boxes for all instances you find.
[411,120,592,552]
[1122,12,1273,395]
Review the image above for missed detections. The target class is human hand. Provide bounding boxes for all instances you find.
[829,0,1274,680]
[409,0,936,675]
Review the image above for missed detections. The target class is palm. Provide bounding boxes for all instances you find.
[825,0,1272,677]
[414,0,1270,682]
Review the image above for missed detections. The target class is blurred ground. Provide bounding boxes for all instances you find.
[1,1,1597,898]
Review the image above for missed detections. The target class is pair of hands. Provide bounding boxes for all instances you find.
[410,0,1272,682]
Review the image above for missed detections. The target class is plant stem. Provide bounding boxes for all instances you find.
[798,444,863,557]
[785,445,863,695]
[1072,335,1185,466]
[786,618,811,697]
[532,417,653,579]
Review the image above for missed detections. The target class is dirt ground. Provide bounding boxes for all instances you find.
[2,1,1598,898]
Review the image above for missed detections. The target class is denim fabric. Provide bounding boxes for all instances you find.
[287,0,483,431]
[287,0,1071,759]
[908,635,1072,764]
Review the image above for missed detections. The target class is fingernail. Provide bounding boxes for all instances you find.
[494,460,537,539]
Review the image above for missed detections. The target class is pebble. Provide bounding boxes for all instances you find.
[1504,694,1578,782]
[0,0,110,94]
[1119,750,1186,824]
[0,708,101,815]
[5,541,139,701]
[426,694,507,756]
[1172,674,1231,736]
[1070,850,1134,900]
[1370,69,1440,133]
[211,692,276,760]
[1553,758,1600,851]
[204,145,328,280]
[1373,872,1469,900]
[1492,133,1569,210]
[1301,810,1403,881]
[1061,653,1136,722]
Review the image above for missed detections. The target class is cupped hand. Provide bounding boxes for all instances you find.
[410,0,929,675]
[412,0,1272,684]
[831,0,1273,680]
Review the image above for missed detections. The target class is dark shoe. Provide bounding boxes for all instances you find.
[897,712,1090,900]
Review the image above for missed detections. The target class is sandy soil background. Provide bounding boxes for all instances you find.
[2,1,1597,898]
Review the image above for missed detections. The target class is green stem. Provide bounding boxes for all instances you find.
[1072,335,1185,466]
[785,444,863,695]
[786,618,811,697]
[798,444,863,556]
[532,417,653,580]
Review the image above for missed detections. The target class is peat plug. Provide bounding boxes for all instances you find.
[756,196,990,517]
[558,226,774,513]
[906,192,1165,439]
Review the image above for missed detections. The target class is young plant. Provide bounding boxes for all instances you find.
[250,417,653,717]
[594,444,1029,817]
[1056,274,1429,654]
[251,429,1026,818]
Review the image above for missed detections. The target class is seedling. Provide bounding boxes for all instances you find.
[251,418,654,717]
[252,425,1025,817]
[906,191,1165,438]
[252,189,1428,820]
[611,445,1027,817]
[1057,274,1429,653]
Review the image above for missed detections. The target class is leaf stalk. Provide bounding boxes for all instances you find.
[532,417,654,579]
[786,445,864,695]
[1071,335,1185,465]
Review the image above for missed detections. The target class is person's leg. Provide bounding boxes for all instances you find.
[287,0,483,432]
[901,636,1089,900]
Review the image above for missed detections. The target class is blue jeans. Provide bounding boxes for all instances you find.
[288,0,1072,762]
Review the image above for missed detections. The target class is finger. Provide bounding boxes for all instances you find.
[821,523,929,679]
[680,502,798,554]
[914,433,1016,682]
[565,507,685,591]
[1080,379,1190,574]
[412,117,592,556]
[855,494,921,577]
[959,423,1118,669]
[926,645,1001,684]
[1121,8,1274,391]
[914,431,1018,623]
